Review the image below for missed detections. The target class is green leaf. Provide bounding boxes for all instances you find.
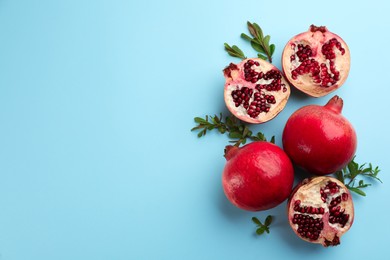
[225,116,233,127]
[263,35,271,53]
[269,136,275,144]
[247,21,259,38]
[335,170,345,183]
[263,35,270,46]
[217,127,224,133]
[229,131,242,139]
[224,43,246,59]
[347,160,359,177]
[251,40,266,53]
[242,126,250,137]
[194,117,208,124]
[335,157,381,197]
[264,215,273,226]
[252,217,261,225]
[241,33,253,42]
[348,187,367,196]
[252,23,264,39]
[192,113,273,149]
[256,227,265,235]
[232,45,245,57]
[257,53,267,60]
[270,44,276,56]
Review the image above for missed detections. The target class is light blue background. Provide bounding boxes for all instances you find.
[1,0,389,259]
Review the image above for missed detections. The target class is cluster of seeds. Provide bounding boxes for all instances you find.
[290,38,345,87]
[320,180,340,202]
[292,214,324,241]
[231,87,275,118]
[293,200,324,215]
[328,194,350,227]
[231,59,287,118]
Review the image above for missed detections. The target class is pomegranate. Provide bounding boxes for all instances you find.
[222,141,294,211]
[223,58,290,124]
[288,177,354,247]
[282,95,357,175]
[282,25,350,97]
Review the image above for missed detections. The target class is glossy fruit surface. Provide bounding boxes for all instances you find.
[222,141,294,211]
[282,95,357,175]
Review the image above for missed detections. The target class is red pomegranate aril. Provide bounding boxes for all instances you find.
[224,58,290,124]
[288,177,354,247]
[282,25,350,97]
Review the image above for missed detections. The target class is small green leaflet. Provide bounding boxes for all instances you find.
[224,43,246,60]
[241,21,275,63]
[224,21,275,63]
[252,215,273,235]
[335,157,382,196]
[191,113,275,147]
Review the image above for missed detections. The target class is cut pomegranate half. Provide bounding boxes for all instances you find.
[288,177,354,247]
[223,58,290,124]
[282,25,351,97]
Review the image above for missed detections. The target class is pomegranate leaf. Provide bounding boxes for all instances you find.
[335,158,382,196]
[250,40,266,54]
[264,215,273,226]
[347,187,367,197]
[242,21,274,63]
[224,43,246,60]
[257,53,267,60]
[270,44,275,56]
[248,22,264,40]
[192,113,274,146]
[252,215,273,236]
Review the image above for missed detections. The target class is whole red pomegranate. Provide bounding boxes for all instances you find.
[282,95,357,175]
[288,177,354,247]
[222,141,294,211]
[223,58,290,124]
[282,25,350,97]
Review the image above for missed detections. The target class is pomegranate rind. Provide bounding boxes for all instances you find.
[287,177,354,247]
[282,26,351,97]
[223,58,291,124]
[222,141,294,211]
[282,96,357,175]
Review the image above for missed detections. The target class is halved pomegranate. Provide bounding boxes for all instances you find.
[223,58,290,124]
[282,25,351,97]
[288,177,354,247]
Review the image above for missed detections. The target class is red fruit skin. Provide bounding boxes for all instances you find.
[222,142,294,211]
[282,96,357,175]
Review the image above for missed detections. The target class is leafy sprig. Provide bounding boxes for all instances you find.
[191,113,275,147]
[252,215,273,235]
[335,158,382,196]
[224,43,246,60]
[224,21,275,62]
[241,21,275,62]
